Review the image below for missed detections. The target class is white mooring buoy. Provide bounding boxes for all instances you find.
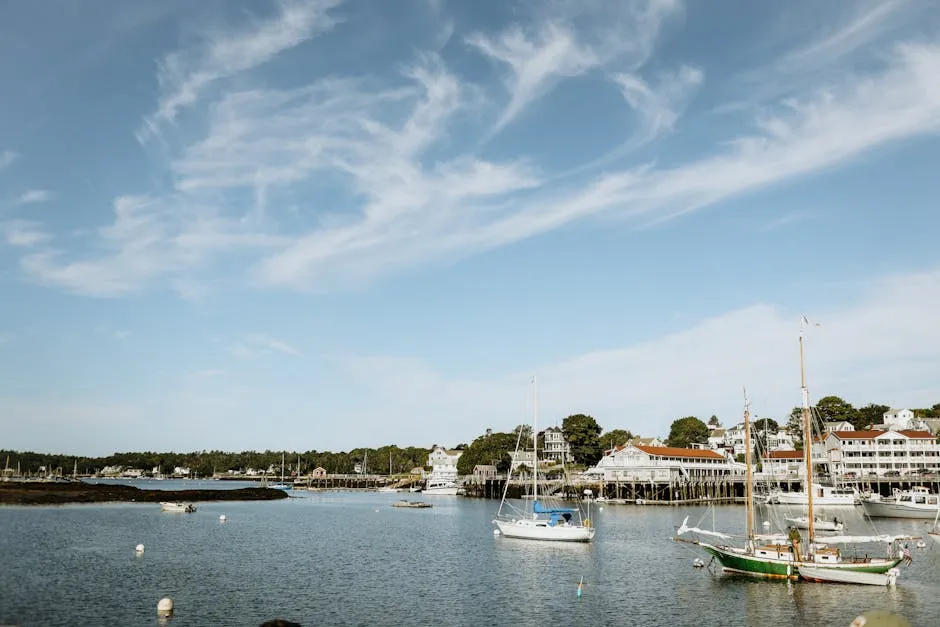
[219,514,227,522]
[135,544,145,554]
[157,597,173,615]
[762,521,770,528]
[693,558,705,568]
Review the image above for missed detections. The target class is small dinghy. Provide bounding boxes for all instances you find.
[784,515,844,532]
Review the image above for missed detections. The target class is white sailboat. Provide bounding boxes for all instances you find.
[928,507,940,543]
[492,376,595,543]
[268,453,291,491]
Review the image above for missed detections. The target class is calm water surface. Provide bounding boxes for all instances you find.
[1,485,938,626]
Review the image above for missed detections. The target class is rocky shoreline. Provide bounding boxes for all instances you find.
[0,481,290,505]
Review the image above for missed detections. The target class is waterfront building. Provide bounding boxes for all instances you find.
[472,465,497,481]
[820,429,940,477]
[824,420,854,433]
[586,444,738,482]
[541,427,572,463]
[427,446,462,481]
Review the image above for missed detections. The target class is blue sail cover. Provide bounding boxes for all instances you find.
[533,500,576,514]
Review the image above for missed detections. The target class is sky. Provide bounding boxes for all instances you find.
[2,0,940,456]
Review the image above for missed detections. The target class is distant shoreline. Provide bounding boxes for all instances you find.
[0,481,290,506]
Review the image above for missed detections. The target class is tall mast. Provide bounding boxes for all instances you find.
[533,375,538,504]
[743,389,755,548]
[800,325,815,550]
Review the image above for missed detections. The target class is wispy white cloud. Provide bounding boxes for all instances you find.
[16,189,54,204]
[1,220,51,247]
[759,211,814,232]
[613,66,703,143]
[112,330,131,340]
[466,0,681,137]
[0,150,17,171]
[777,0,919,74]
[230,334,301,357]
[467,23,600,136]
[16,9,940,299]
[190,368,227,378]
[137,0,344,142]
[335,266,940,445]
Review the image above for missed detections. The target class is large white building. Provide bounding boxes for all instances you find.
[819,429,940,477]
[711,423,794,457]
[586,445,738,482]
[541,427,572,463]
[427,446,462,481]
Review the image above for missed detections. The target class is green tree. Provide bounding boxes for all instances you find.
[707,415,720,428]
[665,416,709,449]
[814,395,858,427]
[562,414,603,466]
[855,403,890,430]
[599,429,634,452]
[455,430,519,475]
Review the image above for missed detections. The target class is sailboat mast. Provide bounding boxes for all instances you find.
[533,375,538,503]
[800,330,815,548]
[743,389,754,547]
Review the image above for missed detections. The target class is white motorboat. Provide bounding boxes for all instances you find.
[799,565,899,586]
[422,479,459,495]
[377,486,401,493]
[160,502,196,513]
[785,515,844,532]
[769,484,858,506]
[861,487,940,519]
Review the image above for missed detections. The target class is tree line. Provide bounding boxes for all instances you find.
[0,446,434,479]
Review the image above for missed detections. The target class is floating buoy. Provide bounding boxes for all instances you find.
[762,521,770,528]
[374,509,379,513]
[598,506,604,512]
[157,598,173,615]
[916,540,926,549]
[219,514,227,522]
[135,544,145,554]
[692,558,705,568]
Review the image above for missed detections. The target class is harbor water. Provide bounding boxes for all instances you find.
[1,483,938,626]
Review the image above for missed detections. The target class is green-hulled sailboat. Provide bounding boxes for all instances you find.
[675,321,904,580]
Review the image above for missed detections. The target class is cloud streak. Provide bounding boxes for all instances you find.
[0,150,17,171]
[16,189,54,205]
[230,334,301,357]
[137,0,344,142]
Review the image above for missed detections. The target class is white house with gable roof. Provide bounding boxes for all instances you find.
[427,446,462,482]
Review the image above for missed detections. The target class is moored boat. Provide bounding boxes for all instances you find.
[799,565,899,586]
[861,487,940,519]
[392,500,432,508]
[784,515,844,532]
[160,501,196,513]
[492,376,594,543]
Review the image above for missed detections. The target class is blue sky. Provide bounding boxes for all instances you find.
[2,0,940,456]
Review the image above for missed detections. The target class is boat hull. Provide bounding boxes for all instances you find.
[861,499,939,519]
[700,544,901,579]
[160,502,196,513]
[494,519,594,542]
[799,566,899,586]
[784,516,844,532]
[773,494,857,506]
[422,486,459,495]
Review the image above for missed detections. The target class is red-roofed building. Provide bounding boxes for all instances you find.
[821,429,940,477]
[585,444,739,481]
